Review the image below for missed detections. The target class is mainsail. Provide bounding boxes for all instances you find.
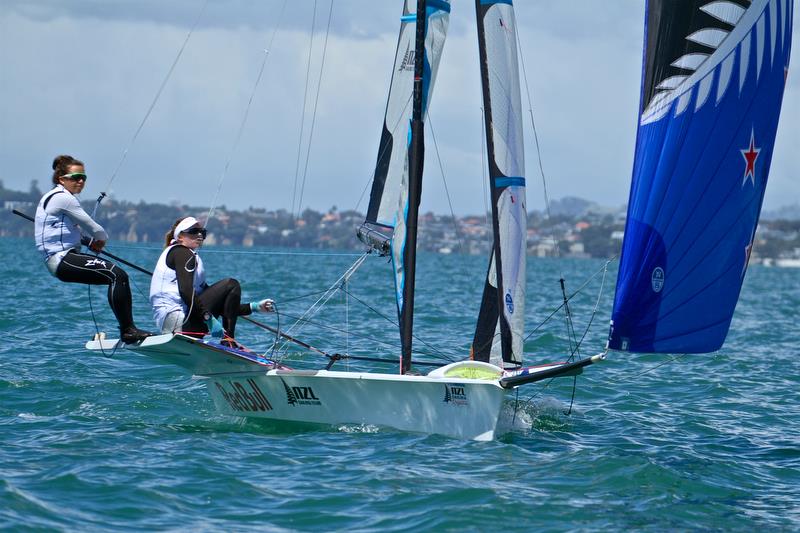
[357,0,451,372]
[609,0,793,353]
[470,0,527,368]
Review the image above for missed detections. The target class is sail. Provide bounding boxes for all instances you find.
[471,0,526,368]
[357,0,450,372]
[609,0,793,353]
[357,0,450,249]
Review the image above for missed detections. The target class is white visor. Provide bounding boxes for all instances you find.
[173,217,200,242]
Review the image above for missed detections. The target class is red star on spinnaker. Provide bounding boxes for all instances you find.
[740,129,760,187]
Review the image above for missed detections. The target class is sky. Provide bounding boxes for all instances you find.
[0,1,797,216]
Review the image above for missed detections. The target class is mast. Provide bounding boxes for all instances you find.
[400,0,428,374]
[471,0,526,368]
[355,1,450,374]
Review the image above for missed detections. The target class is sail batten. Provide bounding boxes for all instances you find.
[608,0,792,354]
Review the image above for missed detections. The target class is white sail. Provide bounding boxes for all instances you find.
[472,0,526,368]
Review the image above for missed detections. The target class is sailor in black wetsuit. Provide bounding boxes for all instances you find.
[34,154,151,344]
[149,216,273,347]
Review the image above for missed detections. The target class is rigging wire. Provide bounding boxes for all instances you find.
[514,23,561,266]
[291,0,319,220]
[523,259,614,343]
[514,21,584,358]
[427,113,467,257]
[99,0,210,200]
[338,286,456,362]
[276,252,368,356]
[296,0,335,220]
[623,353,688,379]
[109,246,363,258]
[205,0,289,226]
[87,285,118,359]
[566,260,610,360]
[274,308,455,363]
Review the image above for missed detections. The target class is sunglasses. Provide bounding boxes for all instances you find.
[182,227,208,238]
[61,173,87,182]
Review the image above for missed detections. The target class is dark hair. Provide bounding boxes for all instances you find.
[164,218,186,248]
[52,155,85,185]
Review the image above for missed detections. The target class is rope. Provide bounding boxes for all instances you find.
[106,245,365,258]
[427,113,468,257]
[523,259,615,343]
[566,261,610,360]
[276,252,368,356]
[291,0,319,220]
[273,309,455,363]
[514,21,586,362]
[514,23,561,266]
[87,285,118,359]
[623,353,688,379]
[101,0,209,196]
[296,0,335,219]
[206,0,288,226]
[338,286,456,362]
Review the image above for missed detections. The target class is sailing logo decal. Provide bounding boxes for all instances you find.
[215,379,272,412]
[651,267,665,293]
[85,258,108,268]
[281,378,322,407]
[443,384,468,406]
[505,292,514,314]
[399,44,415,72]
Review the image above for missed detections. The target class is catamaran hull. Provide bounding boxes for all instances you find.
[204,370,508,441]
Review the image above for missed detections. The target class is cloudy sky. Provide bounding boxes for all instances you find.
[1,1,797,216]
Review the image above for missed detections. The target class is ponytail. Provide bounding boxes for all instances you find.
[51,155,84,185]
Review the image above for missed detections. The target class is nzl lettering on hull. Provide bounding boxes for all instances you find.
[282,378,322,406]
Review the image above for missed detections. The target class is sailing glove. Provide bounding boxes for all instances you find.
[206,316,224,338]
[250,299,275,313]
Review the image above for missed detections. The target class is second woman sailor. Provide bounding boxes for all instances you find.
[149,216,273,347]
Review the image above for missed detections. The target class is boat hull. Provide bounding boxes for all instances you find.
[86,334,595,440]
[204,369,508,441]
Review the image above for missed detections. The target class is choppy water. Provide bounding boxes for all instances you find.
[2,237,798,531]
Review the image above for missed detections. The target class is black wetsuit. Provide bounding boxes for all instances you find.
[167,246,252,337]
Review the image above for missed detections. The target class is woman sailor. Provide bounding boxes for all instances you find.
[150,216,273,347]
[34,154,151,344]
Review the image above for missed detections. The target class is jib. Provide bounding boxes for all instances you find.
[216,379,272,412]
[292,386,319,400]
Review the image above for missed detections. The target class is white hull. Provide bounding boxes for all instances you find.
[205,370,508,441]
[86,333,596,440]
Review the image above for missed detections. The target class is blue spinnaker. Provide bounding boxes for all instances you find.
[609,0,793,353]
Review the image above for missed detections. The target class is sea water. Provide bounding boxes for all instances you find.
[1,237,798,531]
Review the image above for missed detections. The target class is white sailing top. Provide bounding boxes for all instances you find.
[34,184,108,275]
[149,244,207,331]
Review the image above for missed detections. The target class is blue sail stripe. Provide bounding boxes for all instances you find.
[494,177,525,188]
[427,0,451,13]
[404,0,451,19]
[480,0,513,5]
